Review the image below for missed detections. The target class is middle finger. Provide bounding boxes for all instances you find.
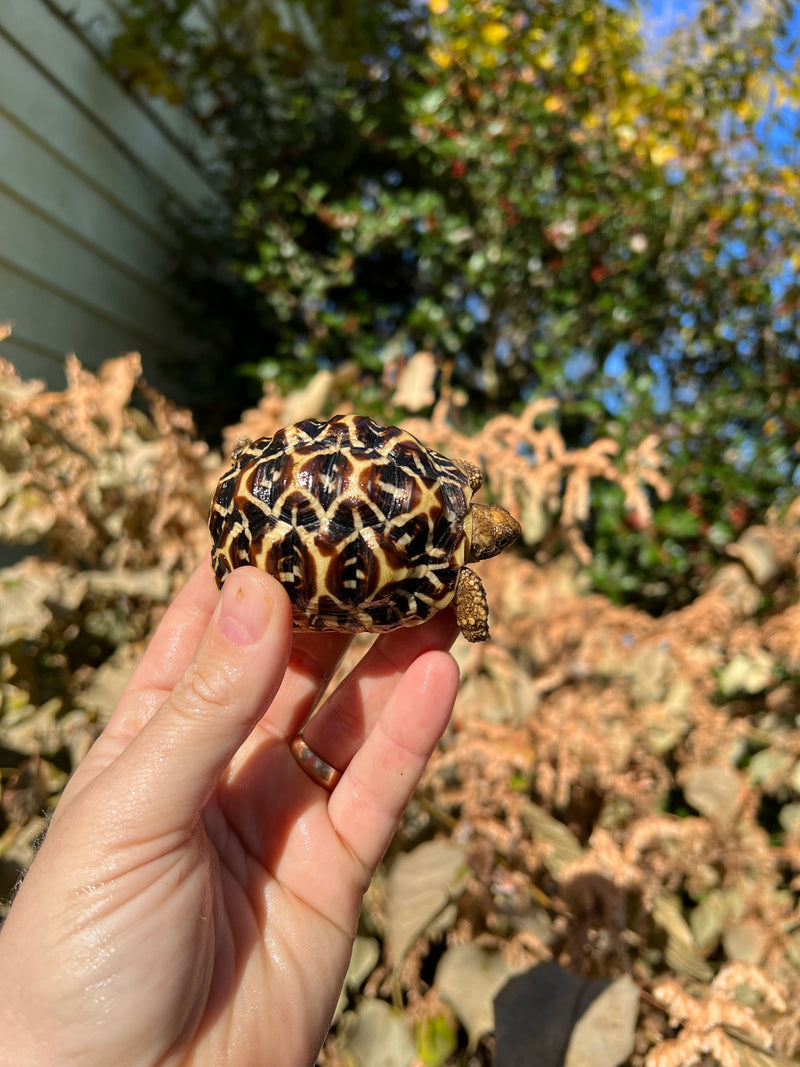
[264,630,353,735]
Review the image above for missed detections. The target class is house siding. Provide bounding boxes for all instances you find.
[0,0,220,392]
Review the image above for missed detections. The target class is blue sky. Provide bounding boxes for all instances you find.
[639,0,699,48]
[637,0,800,60]
[636,0,800,164]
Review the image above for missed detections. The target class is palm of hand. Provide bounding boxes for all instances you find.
[0,564,458,1067]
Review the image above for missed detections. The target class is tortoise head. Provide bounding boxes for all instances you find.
[465,503,522,562]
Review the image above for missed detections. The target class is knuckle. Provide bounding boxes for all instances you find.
[173,658,240,717]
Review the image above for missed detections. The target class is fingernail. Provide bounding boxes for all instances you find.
[219,572,273,646]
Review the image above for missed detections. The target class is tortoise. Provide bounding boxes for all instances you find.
[208,414,521,642]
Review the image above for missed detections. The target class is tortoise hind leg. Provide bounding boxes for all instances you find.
[454,566,490,642]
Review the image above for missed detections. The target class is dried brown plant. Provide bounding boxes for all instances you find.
[645,964,786,1067]
[0,353,212,576]
[2,343,800,1062]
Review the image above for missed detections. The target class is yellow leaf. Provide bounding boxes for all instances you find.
[428,45,453,68]
[535,48,555,71]
[650,141,677,166]
[615,124,637,149]
[480,20,509,45]
[544,94,565,114]
[429,0,449,12]
[570,47,591,76]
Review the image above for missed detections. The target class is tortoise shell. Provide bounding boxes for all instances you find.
[208,414,520,641]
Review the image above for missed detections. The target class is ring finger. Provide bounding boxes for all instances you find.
[295,608,459,775]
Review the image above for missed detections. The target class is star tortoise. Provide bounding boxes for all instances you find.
[208,414,521,642]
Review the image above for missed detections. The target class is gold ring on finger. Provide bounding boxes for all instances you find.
[289,734,342,792]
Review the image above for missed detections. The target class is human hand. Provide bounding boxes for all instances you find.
[0,561,459,1066]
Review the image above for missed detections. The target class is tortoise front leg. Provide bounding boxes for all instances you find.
[456,459,483,493]
[453,566,490,642]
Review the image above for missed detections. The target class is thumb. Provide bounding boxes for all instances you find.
[110,567,293,835]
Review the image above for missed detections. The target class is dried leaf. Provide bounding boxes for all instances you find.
[565,975,640,1067]
[520,802,583,878]
[385,840,468,963]
[0,561,85,643]
[76,644,141,724]
[339,998,415,1067]
[746,749,793,791]
[280,368,336,426]
[689,888,744,953]
[0,754,61,824]
[722,919,771,965]
[728,527,780,585]
[681,764,741,824]
[652,895,714,981]
[778,801,800,835]
[641,684,692,755]
[333,937,381,1025]
[393,351,437,411]
[435,944,514,1047]
[629,643,678,705]
[718,651,775,696]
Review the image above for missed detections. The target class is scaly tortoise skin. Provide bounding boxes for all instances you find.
[208,414,521,642]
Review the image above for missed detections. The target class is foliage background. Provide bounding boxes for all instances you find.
[105,0,800,615]
[3,0,800,1062]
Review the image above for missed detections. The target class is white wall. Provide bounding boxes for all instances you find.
[0,0,220,393]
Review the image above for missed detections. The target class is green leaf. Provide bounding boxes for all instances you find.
[415,1014,458,1066]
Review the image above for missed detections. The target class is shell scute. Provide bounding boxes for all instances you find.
[385,511,432,560]
[357,462,421,525]
[328,532,383,605]
[436,476,471,519]
[262,524,317,600]
[294,416,337,445]
[249,452,292,509]
[278,489,320,531]
[297,449,351,509]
